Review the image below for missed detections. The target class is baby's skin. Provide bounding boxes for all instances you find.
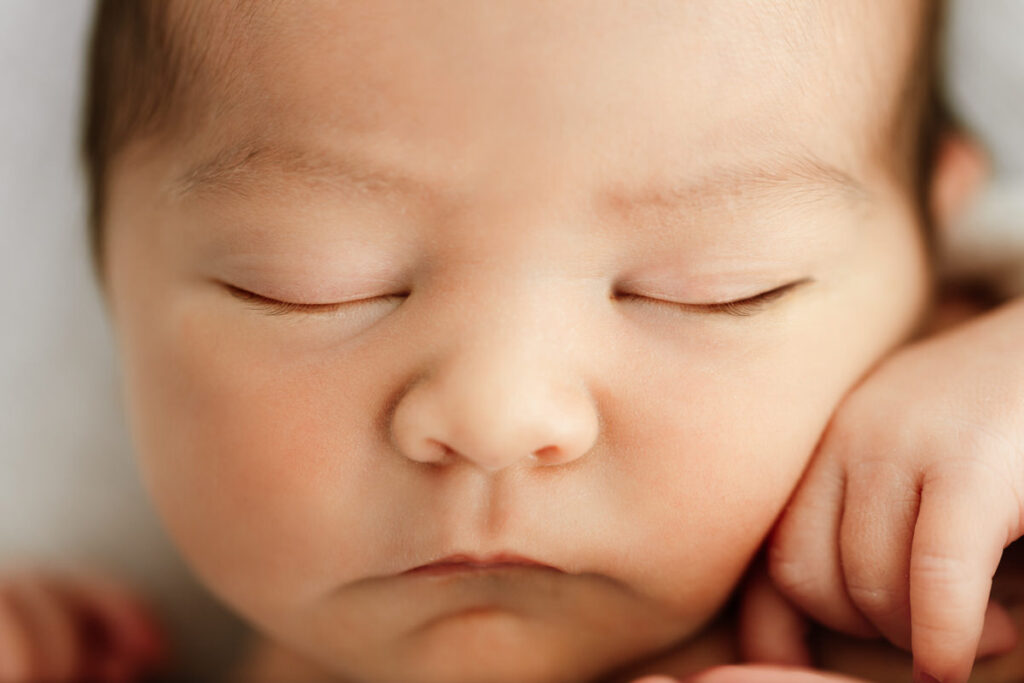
[3,289,1022,682]
[743,293,1024,683]
[225,287,1024,683]
[13,1,1024,682]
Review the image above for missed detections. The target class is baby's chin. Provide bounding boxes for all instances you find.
[235,606,743,683]
[379,617,632,683]
[220,557,741,683]
[391,611,711,683]
[236,571,723,683]
[236,630,688,683]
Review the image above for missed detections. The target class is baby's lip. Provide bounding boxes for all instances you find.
[400,552,564,576]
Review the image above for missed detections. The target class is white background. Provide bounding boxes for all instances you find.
[0,2,245,678]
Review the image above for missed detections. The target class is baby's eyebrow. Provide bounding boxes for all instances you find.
[169,138,869,218]
[167,138,441,205]
[598,155,871,218]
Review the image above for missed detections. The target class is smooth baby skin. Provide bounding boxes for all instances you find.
[100,1,940,681]
[755,293,1024,683]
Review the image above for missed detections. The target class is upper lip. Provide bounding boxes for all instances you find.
[401,552,563,574]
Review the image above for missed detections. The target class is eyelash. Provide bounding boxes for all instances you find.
[225,282,800,318]
[619,282,798,317]
[225,285,405,316]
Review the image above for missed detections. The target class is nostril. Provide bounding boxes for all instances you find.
[532,445,562,463]
[426,438,456,464]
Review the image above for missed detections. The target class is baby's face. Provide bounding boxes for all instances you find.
[105,1,930,681]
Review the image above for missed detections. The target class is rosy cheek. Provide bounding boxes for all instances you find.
[617,407,807,612]
[602,330,842,618]
[124,305,364,609]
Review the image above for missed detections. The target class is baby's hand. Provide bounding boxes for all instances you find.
[0,565,168,682]
[745,297,1024,682]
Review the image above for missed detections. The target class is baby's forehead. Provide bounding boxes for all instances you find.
[154,1,928,206]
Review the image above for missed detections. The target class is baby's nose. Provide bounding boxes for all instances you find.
[389,340,599,472]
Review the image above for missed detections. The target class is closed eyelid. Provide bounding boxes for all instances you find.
[699,281,804,315]
[223,284,405,316]
[711,278,810,304]
[224,278,812,319]
[617,277,813,317]
[224,285,331,315]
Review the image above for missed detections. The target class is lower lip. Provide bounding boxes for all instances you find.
[401,562,561,577]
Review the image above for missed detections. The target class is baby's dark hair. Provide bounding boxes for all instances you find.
[80,1,948,285]
[80,1,258,285]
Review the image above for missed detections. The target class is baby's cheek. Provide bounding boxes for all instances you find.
[123,305,378,621]
[610,353,836,622]
[635,442,807,618]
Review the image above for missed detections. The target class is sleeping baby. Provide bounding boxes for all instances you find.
[2,1,1024,681]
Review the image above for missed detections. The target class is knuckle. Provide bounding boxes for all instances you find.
[929,457,1021,534]
[911,550,972,592]
[929,414,1024,492]
[845,580,905,621]
[847,455,917,491]
[910,606,970,648]
[767,548,821,599]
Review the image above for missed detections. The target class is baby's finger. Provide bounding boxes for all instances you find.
[909,466,1012,683]
[839,458,919,649]
[5,574,80,681]
[737,562,812,665]
[768,450,876,637]
[0,587,33,682]
[54,570,167,671]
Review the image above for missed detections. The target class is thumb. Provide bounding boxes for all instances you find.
[738,559,813,666]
